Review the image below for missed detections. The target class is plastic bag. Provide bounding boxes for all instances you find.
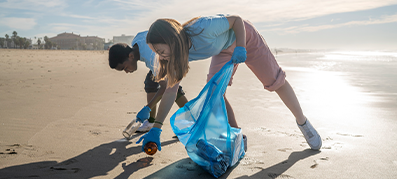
[170,61,245,178]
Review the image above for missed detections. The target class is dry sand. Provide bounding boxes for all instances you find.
[0,49,396,178]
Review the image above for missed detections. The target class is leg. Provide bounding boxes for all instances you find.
[242,20,303,123]
[144,70,161,120]
[147,92,157,119]
[277,81,322,150]
[208,44,239,128]
[275,80,306,125]
[242,21,320,149]
[224,96,238,128]
[175,96,188,108]
[175,86,188,108]
[246,62,306,124]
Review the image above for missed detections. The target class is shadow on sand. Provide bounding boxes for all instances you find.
[235,149,321,179]
[143,149,320,179]
[0,135,179,179]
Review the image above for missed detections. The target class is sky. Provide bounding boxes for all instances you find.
[1,0,397,50]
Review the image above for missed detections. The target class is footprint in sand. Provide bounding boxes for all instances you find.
[310,157,329,169]
[276,131,303,138]
[241,157,265,165]
[50,167,80,173]
[175,161,199,171]
[268,172,295,179]
[50,158,80,173]
[253,127,303,139]
[252,127,271,133]
[160,159,173,165]
[89,130,101,135]
[277,148,293,152]
[1,144,34,155]
[323,136,333,141]
[60,158,78,165]
[336,133,363,137]
[0,149,17,155]
[321,142,343,150]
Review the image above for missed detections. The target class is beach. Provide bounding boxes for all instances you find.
[1,49,397,179]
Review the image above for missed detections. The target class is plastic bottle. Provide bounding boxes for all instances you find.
[122,119,141,140]
[196,139,224,162]
[196,139,229,177]
[211,160,229,177]
[144,142,158,155]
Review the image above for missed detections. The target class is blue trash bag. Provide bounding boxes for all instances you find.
[170,61,245,178]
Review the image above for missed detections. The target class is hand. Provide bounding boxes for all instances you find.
[231,46,247,64]
[136,106,151,123]
[136,128,162,151]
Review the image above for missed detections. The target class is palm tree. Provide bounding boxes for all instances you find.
[37,38,42,49]
[14,36,20,48]
[12,31,17,48]
[44,36,53,49]
[23,38,30,49]
[19,37,25,49]
[0,37,5,48]
[5,34,10,48]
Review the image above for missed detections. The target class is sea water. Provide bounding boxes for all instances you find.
[276,50,397,110]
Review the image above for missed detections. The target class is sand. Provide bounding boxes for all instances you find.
[1,49,396,179]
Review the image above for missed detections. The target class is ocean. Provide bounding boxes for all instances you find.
[272,51,397,140]
[277,51,397,111]
[273,51,397,174]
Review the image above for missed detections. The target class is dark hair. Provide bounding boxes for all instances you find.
[108,43,132,69]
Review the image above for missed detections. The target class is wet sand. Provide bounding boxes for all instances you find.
[1,49,396,178]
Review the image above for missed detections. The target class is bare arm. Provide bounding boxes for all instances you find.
[226,15,246,48]
[152,81,180,129]
[146,80,167,109]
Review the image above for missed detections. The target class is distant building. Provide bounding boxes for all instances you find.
[113,34,134,45]
[30,44,39,49]
[104,42,113,50]
[49,32,105,50]
[4,41,15,48]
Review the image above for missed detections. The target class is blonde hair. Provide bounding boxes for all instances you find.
[147,18,199,87]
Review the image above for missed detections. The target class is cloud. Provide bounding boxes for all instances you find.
[0,0,66,10]
[268,13,397,34]
[112,0,397,24]
[0,17,37,30]
[104,0,397,38]
[62,14,96,20]
[47,0,395,41]
[2,0,397,44]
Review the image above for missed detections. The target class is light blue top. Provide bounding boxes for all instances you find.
[131,31,157,75]
[187,14,236,61]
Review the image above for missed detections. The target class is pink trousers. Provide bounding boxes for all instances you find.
[207,20,286,92]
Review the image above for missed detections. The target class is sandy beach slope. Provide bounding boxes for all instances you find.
[1,49,396,178]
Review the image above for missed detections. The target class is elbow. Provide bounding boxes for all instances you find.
[229,15,242,21]
[163,89,177,96]
[164,85,178,96]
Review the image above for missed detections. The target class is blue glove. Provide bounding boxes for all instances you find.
[136,106,151,123]
[231,46,247,64]
[136,128,162,151]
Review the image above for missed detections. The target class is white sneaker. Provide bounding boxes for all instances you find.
[136,120,154,133]
[298,119,322,150]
